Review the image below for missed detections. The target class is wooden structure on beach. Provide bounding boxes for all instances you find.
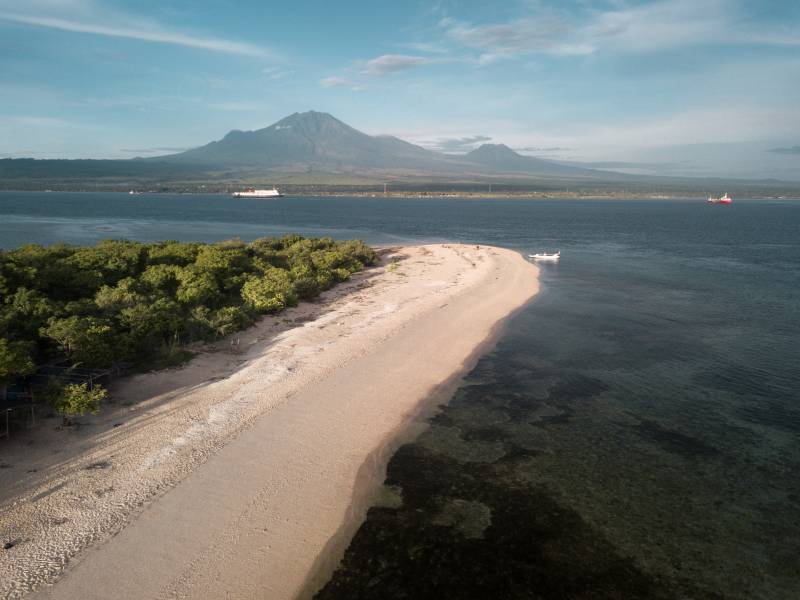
[1,385,36,440]
[1,361,130,440]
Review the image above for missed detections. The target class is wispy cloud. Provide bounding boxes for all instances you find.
[428,134,492,153]
[437,0,798,61]
[119,146,189,154]
[0,115,80,128]
[320,76,353,87]
[320,76,364,91]
[261,67,290,80]
[399,41,449,54]
[516,146,572,153]
[443,15,587,58]
[364,54,431,75]
[0,3,273,57]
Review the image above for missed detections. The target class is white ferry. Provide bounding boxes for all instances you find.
[232,188,283,198]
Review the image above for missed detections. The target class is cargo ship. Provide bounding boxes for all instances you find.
[707,192,732,204]
[231,188,283,198]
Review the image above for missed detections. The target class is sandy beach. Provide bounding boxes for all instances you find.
[0,244,539,600]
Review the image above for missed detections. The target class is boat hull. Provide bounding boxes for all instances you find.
[231,188,283,198]
[529,252,560,262]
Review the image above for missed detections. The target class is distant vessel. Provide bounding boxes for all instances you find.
[232,188,283,198]
[529,251,560,262]
[707,192,732,204]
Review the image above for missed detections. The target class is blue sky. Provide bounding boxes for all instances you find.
[1,0,799,177]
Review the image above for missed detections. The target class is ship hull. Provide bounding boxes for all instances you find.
[231,188,283,198]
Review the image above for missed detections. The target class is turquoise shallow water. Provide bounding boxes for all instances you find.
[2,192,799,598]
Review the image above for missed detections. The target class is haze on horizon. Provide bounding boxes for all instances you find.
[1,0,798,180]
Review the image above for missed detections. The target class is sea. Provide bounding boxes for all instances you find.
[2,192,799,599]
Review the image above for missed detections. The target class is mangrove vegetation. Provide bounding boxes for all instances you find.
[0,235,377,419]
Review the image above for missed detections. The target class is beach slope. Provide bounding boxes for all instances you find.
[2,244,538,599]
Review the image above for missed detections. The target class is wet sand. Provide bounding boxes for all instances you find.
[0,244,538,599]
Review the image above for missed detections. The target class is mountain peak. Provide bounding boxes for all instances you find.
[270,110,349,133]
[467,143,521,158]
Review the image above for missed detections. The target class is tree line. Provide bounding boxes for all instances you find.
[0,235,377,420]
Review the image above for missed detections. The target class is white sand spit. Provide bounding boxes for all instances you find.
[0,244,538,599]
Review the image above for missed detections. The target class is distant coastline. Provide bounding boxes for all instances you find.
[2,188,799,200]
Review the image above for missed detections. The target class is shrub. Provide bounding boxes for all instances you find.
[241,268,297,313]
[51,382,107,425]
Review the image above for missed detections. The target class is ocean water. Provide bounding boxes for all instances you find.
[2,192,799,598]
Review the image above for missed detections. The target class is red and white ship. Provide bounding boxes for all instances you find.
[707,192,732,204]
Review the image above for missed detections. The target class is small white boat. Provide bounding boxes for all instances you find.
[529,251,560,262]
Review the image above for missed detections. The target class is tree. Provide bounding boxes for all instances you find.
[66,240,145,286]
[2,287,56,339]
[50,382,107,425]
[0,338,34,400]
[94,277,140,312]
[241,268,297,313]
[146,241,200,266]
[209,306,254,337]
[120,297,184,347]
[175,268,222,306]
[139,264,181,296]
[41,316,117,366]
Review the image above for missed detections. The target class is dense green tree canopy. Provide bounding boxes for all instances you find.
[0,235,377,391]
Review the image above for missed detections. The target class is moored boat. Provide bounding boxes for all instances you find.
[232,187,283,198]
[529,251,560,262]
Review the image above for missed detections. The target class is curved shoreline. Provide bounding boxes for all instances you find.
[298,271,542,600]
[2,244,538,599]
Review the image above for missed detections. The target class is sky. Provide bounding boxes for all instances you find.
[1,0,799,178]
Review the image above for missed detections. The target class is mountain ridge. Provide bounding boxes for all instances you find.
[8,111,797,192]
[155,111,599,178]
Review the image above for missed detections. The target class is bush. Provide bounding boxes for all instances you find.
[50,382,107,425]
[241,268,297,313]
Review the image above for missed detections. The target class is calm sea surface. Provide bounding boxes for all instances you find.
[2,192,799,598]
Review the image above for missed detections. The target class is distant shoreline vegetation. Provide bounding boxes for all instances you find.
[0,235,377,421]
[2,183,799,199]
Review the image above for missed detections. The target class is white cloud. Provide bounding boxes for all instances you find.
[438,0,797,60]
[119,146,189,154]
[426,134,492,153]
[261,67,290,80]
[320,76,364,91]
[364,54,431,75]
[399,41,449,54]
[377,106,800,163]
[584,0,729,53]
[445,16,573,55]
[0,2,273,57]
[0,115,79,128]
[320,76,352,87]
